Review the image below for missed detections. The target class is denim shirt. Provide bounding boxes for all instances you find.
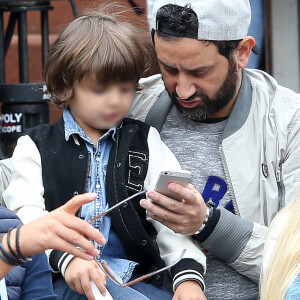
[63,110,138,282]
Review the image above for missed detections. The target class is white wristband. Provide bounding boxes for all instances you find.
[193,206,210,235]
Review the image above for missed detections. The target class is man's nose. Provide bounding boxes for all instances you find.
[175,76,196,100]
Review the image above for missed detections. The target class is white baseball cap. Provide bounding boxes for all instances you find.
[150,0,252,41]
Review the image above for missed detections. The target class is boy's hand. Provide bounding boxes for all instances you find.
[65,257,107,300]
[173,281,207,300]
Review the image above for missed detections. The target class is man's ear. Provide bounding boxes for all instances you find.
[236,37,256,69]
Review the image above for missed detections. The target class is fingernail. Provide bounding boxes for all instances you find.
[86,254,94,260]
[148,192,154,198]
[88,193,97,200]
[147,210,155,216]
[140,199,148,208]
[101,237,106,244]
[93,249,100,256]
[169,184,175,191]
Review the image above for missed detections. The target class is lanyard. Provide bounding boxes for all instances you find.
[0,278,8,300]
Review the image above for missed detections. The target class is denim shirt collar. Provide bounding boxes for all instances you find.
[63,109,117,145]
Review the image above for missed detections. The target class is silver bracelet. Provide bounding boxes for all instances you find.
[193,206,210,235]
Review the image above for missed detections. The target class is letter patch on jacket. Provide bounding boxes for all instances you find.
[202,175,234,213]
[126,151,148,192]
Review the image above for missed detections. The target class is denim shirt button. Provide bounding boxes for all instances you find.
[116,163,121,168]
[73,191,79,196]
[79,154,84,159]
[141,240,147,246]
[155,275,161,281]
[123,202,128,208]
[128,128,133,133]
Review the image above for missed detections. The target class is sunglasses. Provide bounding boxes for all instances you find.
[88,191,146,224]
[88,191,186,287]
[95,249,186,287]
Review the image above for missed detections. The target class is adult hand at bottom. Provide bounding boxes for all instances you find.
[140,183,207,235]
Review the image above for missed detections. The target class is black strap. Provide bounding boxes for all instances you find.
[144,90,172,132]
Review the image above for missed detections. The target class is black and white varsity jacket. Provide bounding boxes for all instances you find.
[4,117,206,290]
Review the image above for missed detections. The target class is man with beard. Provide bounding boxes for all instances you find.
[127,0,300,299]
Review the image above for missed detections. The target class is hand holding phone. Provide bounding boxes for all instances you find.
[154,170,191,201]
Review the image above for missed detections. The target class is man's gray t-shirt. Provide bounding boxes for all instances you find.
[160,106,259,300]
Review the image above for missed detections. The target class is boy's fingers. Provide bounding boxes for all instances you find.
[90,266,107,297]
[96,266,107,283]
[72,279,83,295]
[67,281,77,294]
[80,276,94,300]
[62,193,97,215]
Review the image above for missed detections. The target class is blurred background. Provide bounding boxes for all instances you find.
[0,0,299,157]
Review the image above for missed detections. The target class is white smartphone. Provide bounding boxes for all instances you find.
[90,281,113,300]
[154,170,191,201]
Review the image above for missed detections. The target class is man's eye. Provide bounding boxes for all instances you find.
[194,69,209,77]
[194,72,206,77]
[165,68,178,75]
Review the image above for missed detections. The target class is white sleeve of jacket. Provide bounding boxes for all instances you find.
[229,222,267,282]
[224,108,300,283]
[3,135,48,224]
[144,127,207,290]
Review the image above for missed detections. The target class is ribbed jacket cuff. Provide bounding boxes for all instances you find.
[49,249,75,277]
[170,258,205,291]
[201,208,253,264]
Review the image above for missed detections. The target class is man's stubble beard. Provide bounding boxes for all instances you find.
[166,57,239,121]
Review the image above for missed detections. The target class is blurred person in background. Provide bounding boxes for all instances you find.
[260,194,300,300]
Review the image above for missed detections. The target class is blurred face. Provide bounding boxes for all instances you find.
[69,77,135,138]
[154,34,240,121]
